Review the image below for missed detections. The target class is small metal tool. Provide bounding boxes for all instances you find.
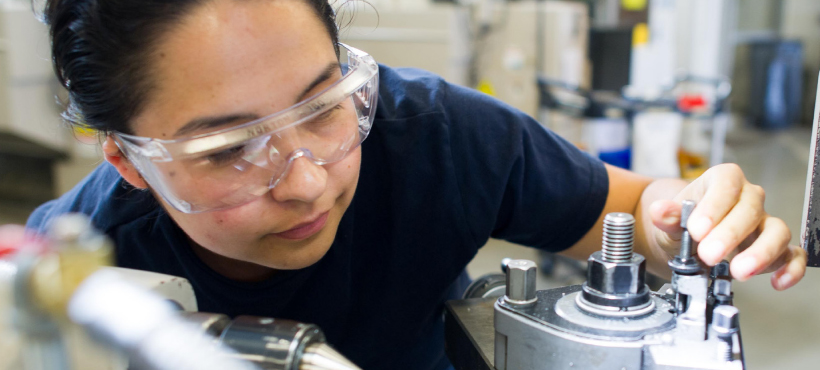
[668,200,703,275]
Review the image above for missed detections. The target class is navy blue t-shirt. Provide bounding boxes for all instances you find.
[27,65,608,370]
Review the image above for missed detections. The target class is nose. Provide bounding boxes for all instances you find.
[270,155,327,203]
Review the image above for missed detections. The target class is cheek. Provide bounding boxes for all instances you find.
[327,147,361,194]
[175,208,262,250]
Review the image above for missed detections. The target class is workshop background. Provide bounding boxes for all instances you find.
[0,0,818,368]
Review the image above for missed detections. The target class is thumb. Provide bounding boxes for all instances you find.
[649,200,683,242]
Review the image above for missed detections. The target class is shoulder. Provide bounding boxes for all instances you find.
[26,163,160,234]
[376,64,509,121]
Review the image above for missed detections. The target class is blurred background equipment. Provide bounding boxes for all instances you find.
[0,214,360,370]
[747,39,804,129]
[0,0,67,208]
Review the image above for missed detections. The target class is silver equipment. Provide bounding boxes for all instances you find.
[445,204,745,370]
[1,213,360,370]
[182,314,360,370]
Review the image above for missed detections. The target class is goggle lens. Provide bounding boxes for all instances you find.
[115,44,378,213]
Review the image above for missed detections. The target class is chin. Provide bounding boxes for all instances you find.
[258,227,337,270]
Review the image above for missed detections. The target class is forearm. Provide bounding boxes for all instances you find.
[634,178,689,278]
[562,164,688,278]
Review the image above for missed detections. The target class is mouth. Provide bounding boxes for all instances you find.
[272,211,330,240]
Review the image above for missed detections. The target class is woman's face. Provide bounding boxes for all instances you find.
[125,0,360,278]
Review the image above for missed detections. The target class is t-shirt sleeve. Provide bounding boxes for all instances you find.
[25,163,154,235]
[442,83,609,253]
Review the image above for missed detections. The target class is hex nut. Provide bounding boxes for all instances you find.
[505,259,537,304]
[586,251,646,295]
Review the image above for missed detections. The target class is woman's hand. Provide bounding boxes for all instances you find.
[648,163,807,290]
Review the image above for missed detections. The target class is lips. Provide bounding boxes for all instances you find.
[272,211,329,240]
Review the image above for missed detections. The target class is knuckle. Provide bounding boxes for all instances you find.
[750,184,766,201]
[770,217,788,232]
[745,203,764,223]
[771,219,791,245]
[792,245,808,260]
[718,224,744,246]
[718,163,743,177]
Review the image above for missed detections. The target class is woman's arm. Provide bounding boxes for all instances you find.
[561,163,807,290]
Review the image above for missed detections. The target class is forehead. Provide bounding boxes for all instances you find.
[133,0,337,137]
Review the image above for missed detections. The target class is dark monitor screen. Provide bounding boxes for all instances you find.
[589,27,633,92]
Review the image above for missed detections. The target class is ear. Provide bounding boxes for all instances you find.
[102,136,149,189]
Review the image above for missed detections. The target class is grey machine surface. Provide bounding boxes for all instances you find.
[445,204,744,370]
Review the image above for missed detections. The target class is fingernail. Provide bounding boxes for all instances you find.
[687,217,712,239]
[698,239,725,265]
[776,272,793,290]
[662,215,678,225]
[732,255,758,279]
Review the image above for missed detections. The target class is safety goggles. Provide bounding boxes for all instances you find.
[114,43,379,213]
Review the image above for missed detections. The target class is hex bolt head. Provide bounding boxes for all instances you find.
[712,279,733,306]
[712,305,740,335]
[711,261,731,279]
[500,258,512,273]
[712,305,739,362]
[504,259,537,306]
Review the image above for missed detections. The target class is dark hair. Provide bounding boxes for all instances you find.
[44,0,340,135]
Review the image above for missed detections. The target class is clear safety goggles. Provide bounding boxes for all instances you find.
[114,44,379,213]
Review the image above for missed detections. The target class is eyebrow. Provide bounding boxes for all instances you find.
[295,62,341,102]
[173,62,342,137]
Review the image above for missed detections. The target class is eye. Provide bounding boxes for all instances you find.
[204,145,246,166]
[312,104,344,123]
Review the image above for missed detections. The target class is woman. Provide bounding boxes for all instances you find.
[27,0,806,369]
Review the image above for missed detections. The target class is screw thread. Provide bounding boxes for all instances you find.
[717,339,733,362]
[602,213,635,263]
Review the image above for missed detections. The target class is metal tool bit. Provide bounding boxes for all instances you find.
[668,200,703,275]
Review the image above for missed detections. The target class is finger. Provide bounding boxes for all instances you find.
[729,217,791,281]
[685,164,746,241]
[649,199,682,240]
[769,245,807,291]
[697,184,766,265]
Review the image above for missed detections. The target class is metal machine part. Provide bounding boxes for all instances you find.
[802,71,820,267]
[218,316,359,370]
[504,260,538,306]
[668,200,704,275]
[580,213,652,314]
[69,271,261,370]
[1,214,361,370]
[11,213,113,370]
[445,207,745,370]
[462,273,506,299]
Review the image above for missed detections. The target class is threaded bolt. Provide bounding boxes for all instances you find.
[712,305,740,362]
[602,213,635,263]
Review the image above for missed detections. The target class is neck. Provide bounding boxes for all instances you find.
[188,239,278,282]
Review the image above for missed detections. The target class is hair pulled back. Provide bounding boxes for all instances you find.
[44,0,340,134]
